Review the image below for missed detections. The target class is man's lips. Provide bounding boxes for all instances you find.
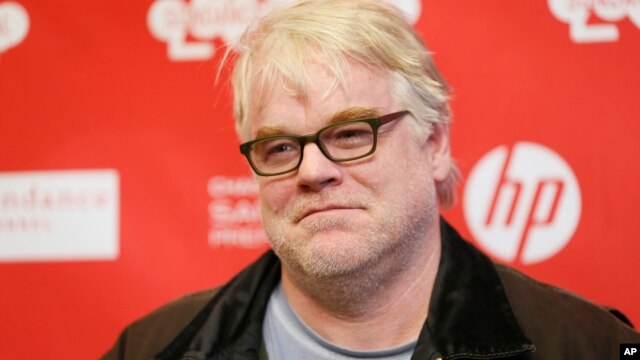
[297,206,363,223]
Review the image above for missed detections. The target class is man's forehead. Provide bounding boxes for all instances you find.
[245,57,394,139]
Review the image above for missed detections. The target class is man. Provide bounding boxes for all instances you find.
[104,1,640,359]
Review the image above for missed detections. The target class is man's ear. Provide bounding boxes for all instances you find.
[423,123,452,182]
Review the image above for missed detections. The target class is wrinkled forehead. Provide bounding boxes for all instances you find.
[248,55,341,116]
[245,54,393,136]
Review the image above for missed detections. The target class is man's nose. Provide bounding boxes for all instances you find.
[296,143,343,191]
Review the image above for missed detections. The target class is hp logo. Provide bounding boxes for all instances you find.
[463,142,582,265]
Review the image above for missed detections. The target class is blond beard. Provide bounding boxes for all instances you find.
[262,181,438,314]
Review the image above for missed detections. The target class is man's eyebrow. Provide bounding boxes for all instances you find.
[253,107,381,139]
[255,125,286,139]
[327,107,381,125]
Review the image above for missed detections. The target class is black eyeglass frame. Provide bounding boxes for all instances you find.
[239,110,410,176]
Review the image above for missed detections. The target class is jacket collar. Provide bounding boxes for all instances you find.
[156,218,534,359]
[155,252,280,360]
[413,219,534,359]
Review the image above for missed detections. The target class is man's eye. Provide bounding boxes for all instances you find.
[331,128,373,147]
[336,130,366,139]
[267,143,295,154]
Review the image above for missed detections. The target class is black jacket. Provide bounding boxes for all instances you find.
[104,220,640,359]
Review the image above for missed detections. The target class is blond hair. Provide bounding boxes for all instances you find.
[228,0,460,207]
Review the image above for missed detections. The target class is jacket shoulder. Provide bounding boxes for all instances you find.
[102,288,219,360]
[496,264,640,358]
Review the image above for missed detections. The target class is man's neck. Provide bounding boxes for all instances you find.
[279,225,442,351]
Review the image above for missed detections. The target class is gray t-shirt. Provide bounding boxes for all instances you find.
[263,282,416,360]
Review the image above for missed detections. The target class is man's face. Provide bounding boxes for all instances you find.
[248,58,451,278]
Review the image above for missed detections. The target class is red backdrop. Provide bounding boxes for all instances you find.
[1,1,638,358]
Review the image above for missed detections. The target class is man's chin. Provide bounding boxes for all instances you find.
[280,233,379,278]
[266,218,381,277]
[294,253,372,279]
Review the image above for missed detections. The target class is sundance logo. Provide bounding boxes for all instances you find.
[463,142,581,265]
[548,0,640,43]
[0,170,119,262]
[0,1,29,54]
[208,175,266,248]
[147,0,421,62]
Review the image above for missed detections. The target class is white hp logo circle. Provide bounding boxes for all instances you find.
[0,2,29,54]
[463,142,582,264]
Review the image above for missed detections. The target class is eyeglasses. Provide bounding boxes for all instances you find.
[239,110,410,176]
